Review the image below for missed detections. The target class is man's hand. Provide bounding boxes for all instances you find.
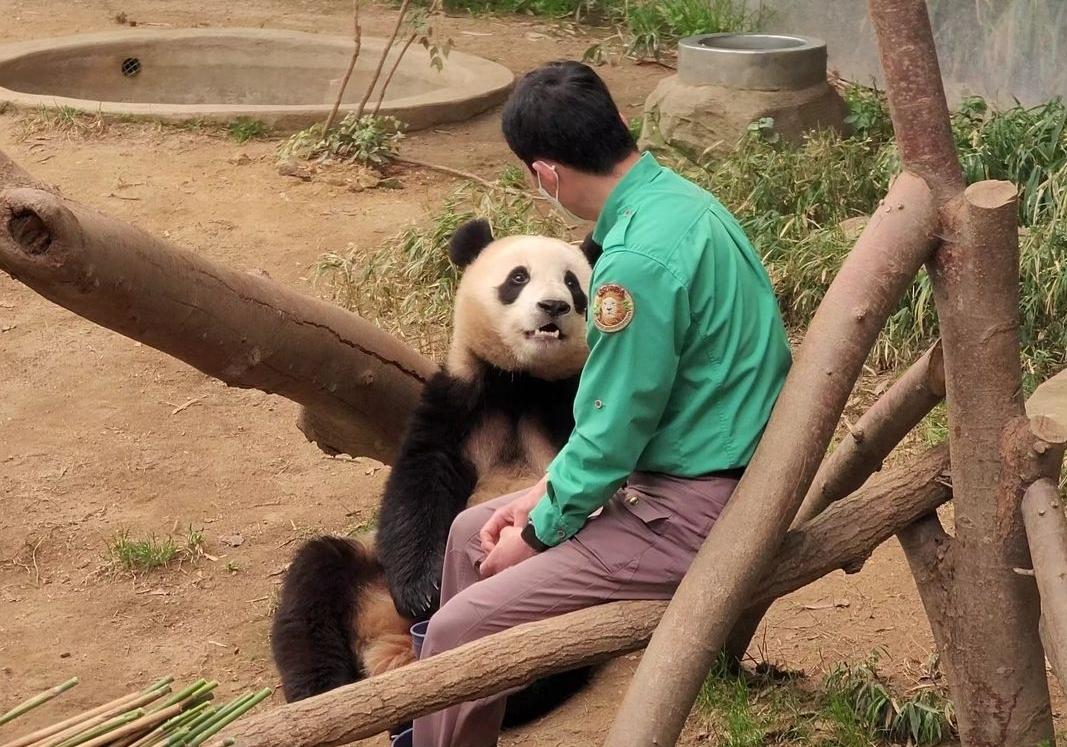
[479,475,548,554]
[479,525,537,578]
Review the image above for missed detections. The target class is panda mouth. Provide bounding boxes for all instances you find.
[527,323,564,341]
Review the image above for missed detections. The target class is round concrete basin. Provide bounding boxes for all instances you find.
[0,28,515,130]
[677,33,827,91]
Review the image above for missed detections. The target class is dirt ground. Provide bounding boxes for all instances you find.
[0,1,1062,744]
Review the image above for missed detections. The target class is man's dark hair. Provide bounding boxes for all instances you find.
[501,60,636,175]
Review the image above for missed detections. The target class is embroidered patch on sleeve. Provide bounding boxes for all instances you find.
[592,283,635,333]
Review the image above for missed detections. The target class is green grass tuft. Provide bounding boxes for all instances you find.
[228,117,267,143]
[695,652,955,746]
[279,114,404,166]
[106,526,207,572]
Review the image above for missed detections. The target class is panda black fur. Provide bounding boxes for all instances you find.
[271,219,601,727]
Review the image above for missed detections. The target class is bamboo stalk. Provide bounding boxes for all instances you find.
[141,681,174,695]
[184,691,270,747]
[114,689,208,747]
[125,704,209,747]
[22,688,168,747]
[0,678,79,727]
[70,706,182,747]
[52,709,144,747]
[153,682,211,713]
[180,695,255,747]
[1,692,145,747]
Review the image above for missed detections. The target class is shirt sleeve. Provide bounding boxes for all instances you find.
[528,249,691,547]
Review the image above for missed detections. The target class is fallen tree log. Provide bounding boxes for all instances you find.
[0,176,437,464]
[215,444,951,747]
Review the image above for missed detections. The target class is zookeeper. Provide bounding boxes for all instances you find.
[411,59,792,747]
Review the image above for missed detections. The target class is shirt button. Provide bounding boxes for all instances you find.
[557,528,566,540]
[626,493,640,506]
[594,399,603,409]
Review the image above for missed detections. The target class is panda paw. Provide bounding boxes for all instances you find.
[386,559,443,620]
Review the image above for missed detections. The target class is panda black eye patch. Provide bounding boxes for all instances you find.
[497,266,529,305]
[564,270,588,315]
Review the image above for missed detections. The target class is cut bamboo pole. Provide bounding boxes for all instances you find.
[0,679,79,727]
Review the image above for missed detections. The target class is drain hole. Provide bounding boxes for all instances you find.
[121,57,141,77]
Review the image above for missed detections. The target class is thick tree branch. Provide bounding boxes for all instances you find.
[796,340,945,524]
[868,0,963,204]
[1025,479,1067,690]
[725,343,947,661]
[215,446,952,747]
[0,183,436,464]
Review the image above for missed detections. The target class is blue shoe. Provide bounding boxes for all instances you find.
[391,726,413,746]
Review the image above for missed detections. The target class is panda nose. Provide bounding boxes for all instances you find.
[538,299,571,318]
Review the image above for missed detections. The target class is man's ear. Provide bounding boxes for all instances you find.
[531,160,557,192]
[448,219,494,268]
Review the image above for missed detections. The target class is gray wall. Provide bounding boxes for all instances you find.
[755,0,1067,107]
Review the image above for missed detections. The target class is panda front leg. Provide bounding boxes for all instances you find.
[377,455,478,619]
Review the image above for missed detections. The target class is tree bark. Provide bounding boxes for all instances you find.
[725,341,947,661]
[868,0,963,206]
[603,172,940,747]
[215,446,952,747]
[911,179,1054,746]
[1025,478,1067,690]
[796,340,945,524]
[0,183,436,464]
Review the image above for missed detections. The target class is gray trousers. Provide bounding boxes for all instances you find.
[411,471,738,747]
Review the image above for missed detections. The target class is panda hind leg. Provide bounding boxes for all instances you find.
[270,536,374,702]
[354,584,417,676]
[502,666,595,727]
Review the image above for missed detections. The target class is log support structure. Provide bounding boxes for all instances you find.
[3,0,1067,741]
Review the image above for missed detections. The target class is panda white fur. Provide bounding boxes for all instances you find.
[270,219,601,729]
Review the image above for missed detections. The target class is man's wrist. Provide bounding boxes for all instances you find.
[520,522,550,552]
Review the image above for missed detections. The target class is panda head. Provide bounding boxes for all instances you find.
[447,219,596,381]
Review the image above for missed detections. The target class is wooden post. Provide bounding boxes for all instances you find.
[602,172,939,746]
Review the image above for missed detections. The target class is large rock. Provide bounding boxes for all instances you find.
[638,75,847,159]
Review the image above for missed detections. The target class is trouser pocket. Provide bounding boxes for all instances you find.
[571,489,673,573]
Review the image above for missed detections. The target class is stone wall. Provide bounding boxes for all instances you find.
[754,0,1067,107]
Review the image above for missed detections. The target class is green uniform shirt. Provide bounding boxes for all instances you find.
[528,152,792,547]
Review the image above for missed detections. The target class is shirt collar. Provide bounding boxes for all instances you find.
[592,151,663,245]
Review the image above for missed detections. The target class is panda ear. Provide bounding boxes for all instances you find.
[578,232,602,266]
[448,219,494,269]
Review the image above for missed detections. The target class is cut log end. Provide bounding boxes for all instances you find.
[964,179,1019,210]
[7,208,52,255]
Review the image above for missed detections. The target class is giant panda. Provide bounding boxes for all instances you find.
[270,218,602,730]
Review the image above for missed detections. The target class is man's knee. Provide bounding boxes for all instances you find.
[447,503,492,551]
[423,595,487,656]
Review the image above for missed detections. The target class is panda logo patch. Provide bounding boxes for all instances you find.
[592,283,634,333]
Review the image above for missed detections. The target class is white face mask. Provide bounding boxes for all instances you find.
[536,164,582,224]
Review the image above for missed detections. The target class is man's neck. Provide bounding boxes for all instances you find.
[578,151,642,221]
